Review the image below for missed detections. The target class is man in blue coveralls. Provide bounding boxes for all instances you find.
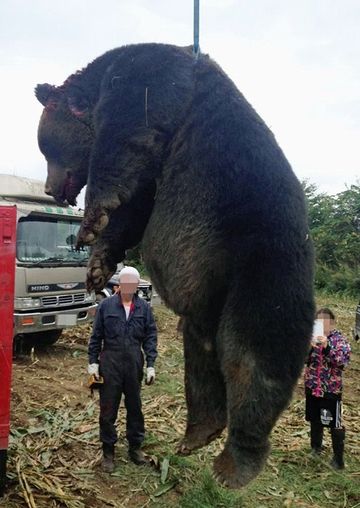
[88,266,158,472]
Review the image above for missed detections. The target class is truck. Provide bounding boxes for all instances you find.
[0,174,97,347]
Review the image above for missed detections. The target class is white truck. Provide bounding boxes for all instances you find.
[0,174,97,347]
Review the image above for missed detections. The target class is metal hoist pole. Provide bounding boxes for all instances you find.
[193,0,200,57]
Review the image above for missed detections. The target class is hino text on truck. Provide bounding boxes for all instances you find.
[0,174,97,348]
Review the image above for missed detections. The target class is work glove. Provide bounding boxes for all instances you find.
[88,363,100,379]
[145,367,155,385]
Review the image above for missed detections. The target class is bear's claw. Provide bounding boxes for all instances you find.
[86,247,117,291]
[177,422,225,455]
[77,208,110,246]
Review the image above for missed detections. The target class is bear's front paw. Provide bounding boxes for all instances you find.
[78,189,122,247]
[85,187,122,217]
[86,249,117,291]
[77,208,110,247]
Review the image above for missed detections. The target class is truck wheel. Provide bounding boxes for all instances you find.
[13,329,63,354]
[36,329,63,346]
[27,330,63,347]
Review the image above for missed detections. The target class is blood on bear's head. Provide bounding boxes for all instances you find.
[35,83,93,205]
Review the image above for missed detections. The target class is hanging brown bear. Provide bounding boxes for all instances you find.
[36,43,315,488]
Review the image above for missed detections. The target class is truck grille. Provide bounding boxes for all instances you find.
[41,293,86,307]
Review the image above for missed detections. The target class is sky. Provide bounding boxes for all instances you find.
[0,0,359,197]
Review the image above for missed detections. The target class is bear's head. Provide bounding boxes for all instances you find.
[35,44,201,207]
[35,83,93,205]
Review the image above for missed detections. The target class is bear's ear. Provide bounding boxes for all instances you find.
[66,92,90,118]
[35,83,61,108]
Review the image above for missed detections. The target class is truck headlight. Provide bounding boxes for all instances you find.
[84,291,96,303]
[14,297,41,310]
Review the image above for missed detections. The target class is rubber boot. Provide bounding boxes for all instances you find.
[310,421,324,455]
[330,428,345,469]
[128,446,147,466]
[102,443,115,473]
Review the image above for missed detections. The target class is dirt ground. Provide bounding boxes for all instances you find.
[1,300,359,508]
[2,307,187,508]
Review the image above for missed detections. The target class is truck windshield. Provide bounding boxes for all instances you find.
[17,216,89,264]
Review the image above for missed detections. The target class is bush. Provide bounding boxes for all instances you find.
[315,263,360,297]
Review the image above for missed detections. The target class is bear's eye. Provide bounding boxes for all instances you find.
[39,138,62,162]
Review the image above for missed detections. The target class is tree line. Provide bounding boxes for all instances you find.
[126,181,360,297]
[303,181,360,296]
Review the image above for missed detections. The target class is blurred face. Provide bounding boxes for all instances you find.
[316,312,335,336]
[119,274,138,298]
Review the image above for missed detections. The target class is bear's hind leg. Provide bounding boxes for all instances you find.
[213,279,313,488]
[177,318,227,455]
[213,358,283,488]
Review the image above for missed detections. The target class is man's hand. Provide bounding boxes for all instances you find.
[88,363,100,379]
[146,367,155,385]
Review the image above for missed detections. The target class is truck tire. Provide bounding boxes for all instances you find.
[31,329,62,346]
[13,329,63,354]
[27,329,63,347]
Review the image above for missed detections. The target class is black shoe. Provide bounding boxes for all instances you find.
[311,446,322,456]
[330,456,345,470]
[330,428,345,471]
[128,447,147,466]
[102,443,115,473]
[102,456,115,473]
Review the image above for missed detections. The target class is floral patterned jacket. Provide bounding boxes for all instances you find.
[304,330,351,397]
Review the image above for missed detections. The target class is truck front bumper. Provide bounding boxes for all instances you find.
[14,304,98,335]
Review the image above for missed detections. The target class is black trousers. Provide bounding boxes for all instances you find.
[99,349,145,448]
[305,391,342,429]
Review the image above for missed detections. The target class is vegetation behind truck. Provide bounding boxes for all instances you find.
[0,174,97,346]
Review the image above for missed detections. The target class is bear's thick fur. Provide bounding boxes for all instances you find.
[36,49,156,288]
[36,43,315,487]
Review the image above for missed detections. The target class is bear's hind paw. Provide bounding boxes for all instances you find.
[213,445,268,489]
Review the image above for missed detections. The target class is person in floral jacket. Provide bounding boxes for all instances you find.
[304,307,351,469]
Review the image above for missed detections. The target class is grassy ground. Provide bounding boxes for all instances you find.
[1,294,359,507]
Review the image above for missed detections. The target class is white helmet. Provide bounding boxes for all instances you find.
[118,266,140,283]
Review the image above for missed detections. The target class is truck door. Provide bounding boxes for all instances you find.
[0,206,16,496]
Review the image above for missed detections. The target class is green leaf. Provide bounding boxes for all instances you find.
[110,468,124,477]
[160,457,170,484]
[10,427,28,437]
[73,469,94,476]
[40,450,52,468]
[86,404,95,417]
[27,426,47,435]
[153,480,177,497]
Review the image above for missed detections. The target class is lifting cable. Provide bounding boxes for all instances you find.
[193,0,200,57]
